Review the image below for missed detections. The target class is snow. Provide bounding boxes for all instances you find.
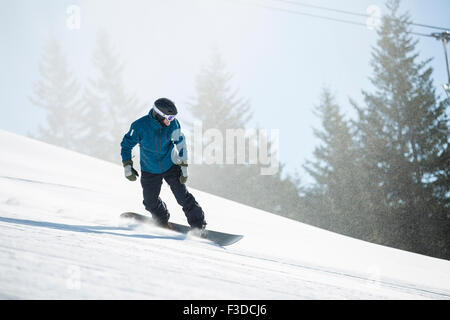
[0,129,449,299]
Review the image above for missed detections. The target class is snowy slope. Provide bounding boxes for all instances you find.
[0,129,449,299]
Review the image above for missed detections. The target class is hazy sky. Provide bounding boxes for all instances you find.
[1,0,449,183]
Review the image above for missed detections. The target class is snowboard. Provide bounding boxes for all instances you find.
[120,212,243,246]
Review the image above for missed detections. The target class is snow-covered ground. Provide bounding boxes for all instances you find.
[0,129,449,299]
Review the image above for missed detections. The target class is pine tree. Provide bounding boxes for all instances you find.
[29,38,84,151]
[187,52,304,218]
[186,52,251,196]
[304,88,369,237]
[81,31,145,163]
[188,51,252,133]
[352,0,449,258]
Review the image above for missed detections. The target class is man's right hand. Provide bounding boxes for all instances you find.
[123,160,139,181]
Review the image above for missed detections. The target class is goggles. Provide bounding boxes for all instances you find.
[153,104,176,121]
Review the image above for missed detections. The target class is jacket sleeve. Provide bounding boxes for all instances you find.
[171,120,187,161]
[120,122,140,163]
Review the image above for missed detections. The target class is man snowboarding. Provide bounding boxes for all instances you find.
[120,98,206,230]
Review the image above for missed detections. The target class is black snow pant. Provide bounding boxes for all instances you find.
[140,164,205,228]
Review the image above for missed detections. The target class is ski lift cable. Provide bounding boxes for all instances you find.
[226,0,449,96]
[264,0,450,31]
[232,0,436,38]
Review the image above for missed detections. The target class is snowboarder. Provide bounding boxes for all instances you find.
[120,98,206,230]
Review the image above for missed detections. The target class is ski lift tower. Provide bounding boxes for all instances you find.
[431,31,450,97]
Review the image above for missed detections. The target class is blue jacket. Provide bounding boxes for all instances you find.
[120,109,186,174]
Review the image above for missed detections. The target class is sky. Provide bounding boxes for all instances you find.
[1,0,449,183]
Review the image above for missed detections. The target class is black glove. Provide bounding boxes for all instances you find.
[123,160,139,181]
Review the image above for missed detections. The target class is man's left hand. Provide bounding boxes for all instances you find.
[178,161,188,184]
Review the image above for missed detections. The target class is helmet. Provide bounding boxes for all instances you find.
[154,98,177,116]
[151,98,178,126]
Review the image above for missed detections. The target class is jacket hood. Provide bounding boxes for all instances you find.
[148,108,164,129]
